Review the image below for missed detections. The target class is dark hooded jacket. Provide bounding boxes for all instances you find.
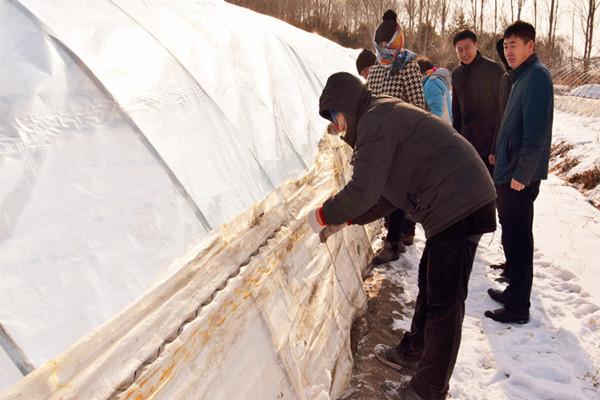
[491,39,513,155]
[451,51,504,159]
[318,73,496,238]
[496,39,513,114]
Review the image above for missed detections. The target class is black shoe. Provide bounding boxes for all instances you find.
[374,344,419,373]
[487,288,508,304]
[485,307,529,324]
[382,382,425,400]
[489,262,506,270]
[373,241,405,265]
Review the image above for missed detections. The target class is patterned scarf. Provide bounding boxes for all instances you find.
[375,45,417,76]
[374,26,415,76]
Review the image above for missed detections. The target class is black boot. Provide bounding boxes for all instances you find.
[373,241,405,265]
[374,343,419,373]
[485,307,529,324]
[382,382,426,400]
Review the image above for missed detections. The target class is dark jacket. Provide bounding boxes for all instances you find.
[452,52,504,158]
[491,39,513,155]
[493,54,554,186]
[318,73,496,238]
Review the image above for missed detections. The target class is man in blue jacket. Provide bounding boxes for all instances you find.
[485,21,554,324]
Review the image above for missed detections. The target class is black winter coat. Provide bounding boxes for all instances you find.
[491,39,513,155]
[452,52,504,159]
[318,73,496,238]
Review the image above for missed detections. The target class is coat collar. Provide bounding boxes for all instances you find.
[509,54,538,81]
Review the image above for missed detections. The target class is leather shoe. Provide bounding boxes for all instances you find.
[372,241,405,265]
[374,344,419,373]
[485,307,529,324]
[487,288,508,304]
[382,382,426,400]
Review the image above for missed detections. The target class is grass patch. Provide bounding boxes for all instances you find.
[550,141,580,174]
[568,166,600,190]
[551,141,574,158]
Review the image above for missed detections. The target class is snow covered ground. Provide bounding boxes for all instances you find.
[380,112,600,400]
[551,110,600,206]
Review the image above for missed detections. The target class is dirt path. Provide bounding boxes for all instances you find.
[341,255,417,400]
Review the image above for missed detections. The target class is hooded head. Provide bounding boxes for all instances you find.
[496,38,511,71]
[319,72,373,148]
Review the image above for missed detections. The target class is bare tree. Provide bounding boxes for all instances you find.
[438,0,451,35]
[470,0,479,30]
[547,0,560,62]
[404,0,418,35]
[510,0,515,20]
[479,0,486,32]
[579,0,600,69]
[516,0,526,19]
[494,0,498,33]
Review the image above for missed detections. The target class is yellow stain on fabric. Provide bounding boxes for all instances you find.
[48,360,71,390]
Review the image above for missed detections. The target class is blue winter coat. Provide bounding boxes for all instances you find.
[423,68,452,122]
[493,54,553,186]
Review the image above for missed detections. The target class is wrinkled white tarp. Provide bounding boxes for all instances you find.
[0,0,358,391]
[2,133,371,400]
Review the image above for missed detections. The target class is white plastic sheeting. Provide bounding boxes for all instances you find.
[2,134,371,399]
[0,0,358,391]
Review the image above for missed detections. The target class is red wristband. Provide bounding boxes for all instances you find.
[317,207,326,226]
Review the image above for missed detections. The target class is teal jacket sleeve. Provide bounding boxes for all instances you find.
[512,68,553,185]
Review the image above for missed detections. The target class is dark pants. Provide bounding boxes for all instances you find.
[396,218,480,399]
[385,209,416,242]
[497,181,540,313]
[482,154,494,178]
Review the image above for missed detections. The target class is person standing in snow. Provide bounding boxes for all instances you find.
[452,30,504,176]
[309,72,496,400]
[356,48,377,79]
[416,57,453,123]
[366,9,426,264]
[489,37,514,168]
[485,21,553,324]
[488,37,514,280]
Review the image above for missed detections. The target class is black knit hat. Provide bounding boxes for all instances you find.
[374,10,398,43]
[356,49,377,74]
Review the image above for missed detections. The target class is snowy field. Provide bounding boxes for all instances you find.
[551,110,600,206]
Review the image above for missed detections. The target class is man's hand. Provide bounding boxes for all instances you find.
[327,123,338,135]
[308,207,326,233]
[510,178,525,191]
[488,154,496,165]
[319,224,347,243]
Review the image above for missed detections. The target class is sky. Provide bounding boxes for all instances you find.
[486,0,596,56]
